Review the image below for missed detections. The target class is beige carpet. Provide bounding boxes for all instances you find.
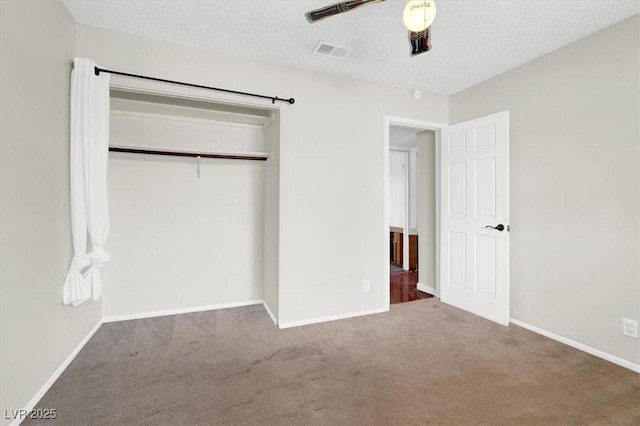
[28,300,639,425]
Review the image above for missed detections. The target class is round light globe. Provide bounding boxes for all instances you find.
[403,0,436,32]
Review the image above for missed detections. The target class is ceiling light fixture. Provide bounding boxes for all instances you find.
[403,0,436,32]
[304,0,437,56]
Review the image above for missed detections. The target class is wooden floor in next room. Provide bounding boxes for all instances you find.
[390,264,433,304]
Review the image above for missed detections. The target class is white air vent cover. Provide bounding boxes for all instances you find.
[312,41,351,59]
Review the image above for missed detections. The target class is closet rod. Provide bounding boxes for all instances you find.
[109,147,268,162]
[94,66,295,105]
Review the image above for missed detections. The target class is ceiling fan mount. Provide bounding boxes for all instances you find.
[305,0,437,57]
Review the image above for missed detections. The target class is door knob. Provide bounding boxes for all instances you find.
[486,224,505,231]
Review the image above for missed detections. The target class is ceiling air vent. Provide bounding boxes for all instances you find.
[312,41,351,59]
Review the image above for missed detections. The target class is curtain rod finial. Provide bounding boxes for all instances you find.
[288,98,295,104]
[94,67,100,76]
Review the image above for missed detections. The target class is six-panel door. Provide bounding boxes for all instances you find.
[440,111,510,325]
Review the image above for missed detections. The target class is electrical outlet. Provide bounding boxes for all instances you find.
[363,280,370,292]
[622,318,638,338]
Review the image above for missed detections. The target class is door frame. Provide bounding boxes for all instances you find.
[383,116,447,309]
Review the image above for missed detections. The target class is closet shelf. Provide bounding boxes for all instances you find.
[109,145,269,161]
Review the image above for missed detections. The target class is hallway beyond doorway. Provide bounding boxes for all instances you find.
[390,264,433,304]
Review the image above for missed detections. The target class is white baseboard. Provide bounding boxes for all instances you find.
[11,318,104,426]
[417,282,436,296]
[102,300,264,323]
[278,307,389,329]
[261,301,278,326]
[510,318,640,374]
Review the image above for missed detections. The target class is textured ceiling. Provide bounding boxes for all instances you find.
[62,0,640,95]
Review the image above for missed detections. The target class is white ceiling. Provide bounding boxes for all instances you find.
[62,0,640,95]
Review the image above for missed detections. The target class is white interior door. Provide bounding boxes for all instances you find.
[439,111,510,325]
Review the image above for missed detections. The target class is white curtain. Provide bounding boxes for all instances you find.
[63,57,111,306]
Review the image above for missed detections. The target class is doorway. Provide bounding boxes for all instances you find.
[388,145,425,304]
[384,112,511,325]
[386,117,445,305]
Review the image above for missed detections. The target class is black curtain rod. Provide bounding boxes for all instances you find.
[94,66,295,105]
[109,147,268,162]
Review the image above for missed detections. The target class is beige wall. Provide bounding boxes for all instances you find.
[389,150,408,230]
[417,131,437,290]
[0,1,102,422]
[74,24,449,326]
[450,16,640,364]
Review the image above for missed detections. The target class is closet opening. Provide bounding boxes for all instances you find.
[104,88,280,325]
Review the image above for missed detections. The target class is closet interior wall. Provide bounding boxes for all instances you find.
[104,89,279,318]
